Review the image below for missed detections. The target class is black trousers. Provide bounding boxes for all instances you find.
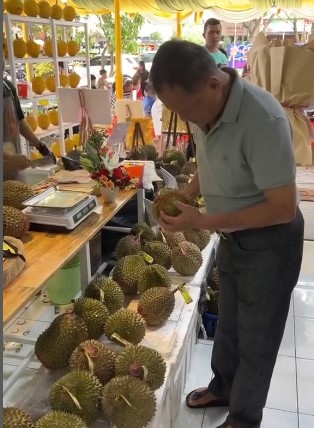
[208,208,304,428]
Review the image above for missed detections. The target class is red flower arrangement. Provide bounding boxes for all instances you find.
[80,130,137,191]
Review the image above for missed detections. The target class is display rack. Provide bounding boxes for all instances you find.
[3,13,91,156]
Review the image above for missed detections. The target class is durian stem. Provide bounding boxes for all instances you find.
[141,365,149,382]
[95,285,105,303]
[173,283,186,294]
[111,333,131,347]
[119,394,136,409]
[84,349,94,373]
[62,386,82,410]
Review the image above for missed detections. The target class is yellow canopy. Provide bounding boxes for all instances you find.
[70,0,314,15]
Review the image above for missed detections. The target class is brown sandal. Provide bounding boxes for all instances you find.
[185,388,229,409]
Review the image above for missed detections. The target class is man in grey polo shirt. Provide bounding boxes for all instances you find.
[150,40,304,428]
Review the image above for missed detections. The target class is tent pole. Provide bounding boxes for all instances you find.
[114,0,123,99]
[177,12,182,38]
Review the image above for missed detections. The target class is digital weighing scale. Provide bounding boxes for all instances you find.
[22,187,98,232]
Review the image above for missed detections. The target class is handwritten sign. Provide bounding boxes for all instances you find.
[107,122,131,147]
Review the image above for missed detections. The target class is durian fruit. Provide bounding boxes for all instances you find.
[59,73,68,88]
[3,180,34,210]
[49,370,102,425]
[49,108,59,126]
[13,35,27,58]
[184,229,211,250]
[104,309,146,345]
[156,229,185,249]
[208,266,219,291]
[72,298,109,339]
[45,75,56,92]
[32,76,46,95]
[37,112,50,130]
[161,161,181,177]
[51,0,63,20]
[68,72,81,88]
[129,147,147,161]
[181,161,197,176]
[3,206,29,239]
[35,411,87,428]
[84,277,124,314]
[5,0,23,15]
[3,407,34,428]
[26,37,40,58]
[141,144,158,161]
[130,223,156,243]
[112,254,147,294]
[65,137,74,152]
[138,264,171,294]
[35,312,89,370]
[163,148,187,167]
[143,241,172,270]
[115,345,166,390]
[24,0,39,17]
[38,0,51,18]
[57,39,67,57]
[102,375,156,428]
[25,113,37,132]
[175,173,190,190]
[138,287,175,327]
[171,241,203,276]
[152,188,195,219]
[63,4,76,21]
[67,37,79,56]
[115,235,141,260]
[43,37,53,57]
[70,340,116,384]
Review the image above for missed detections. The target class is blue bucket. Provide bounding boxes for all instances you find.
[202,312,219,338]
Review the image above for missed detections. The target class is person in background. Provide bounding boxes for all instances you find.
[203,18,228,67]
[143,82,156,116]
[97,69,109,89]
[91,74,97,89]
[132,74,143,100]
[150,39,304,428]
[110,78,133,109]
[3,73,56,180]
[136,60,150,94]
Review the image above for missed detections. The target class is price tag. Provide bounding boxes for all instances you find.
[141,251,154,264]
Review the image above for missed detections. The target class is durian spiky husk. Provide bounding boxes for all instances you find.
[171,242,203,276]
[156,230,186,249]
[35,313,89,370]
[141,144,158,161]
[163,149,187,168]
[161,162,181,177]
[3,407,34,428]
[3,206,29,239]
[115,344,166,390]
[112,255,147,294]
[208,266,220,291]
[115,235,142,260]
[184,229,211,250]
[143,241,172,270]
[3,180,35,210]
[102,375,156,428]
[152,188,195,219]
[70,339,116,384]
[138,264,171,294]
[181,161,197,176]
[49,370,102,425]
[84,277,124,314]
[138,287,175,327]
[104,309,146,345]
[130,223,156,243]
[73,298,109,339]
[35,411,88,428]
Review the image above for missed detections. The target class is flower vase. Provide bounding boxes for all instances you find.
[100,186,119,203]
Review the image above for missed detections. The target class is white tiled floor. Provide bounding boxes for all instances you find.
[174,239,314,428]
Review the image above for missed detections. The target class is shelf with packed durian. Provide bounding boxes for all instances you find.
[3,12,91,157]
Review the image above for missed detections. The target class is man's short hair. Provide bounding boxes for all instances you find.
[144,82,154,93]
[150,40,218,93]
[100,69,107,75]
[203,18,221,33]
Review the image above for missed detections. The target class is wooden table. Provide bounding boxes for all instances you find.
[3,189,137,324]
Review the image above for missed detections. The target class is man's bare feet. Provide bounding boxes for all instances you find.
[186,387,229,409]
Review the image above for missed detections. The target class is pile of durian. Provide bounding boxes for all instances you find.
[3,180,35,239]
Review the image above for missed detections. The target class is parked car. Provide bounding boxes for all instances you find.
[138,50,157,71]
[74,54,139,87]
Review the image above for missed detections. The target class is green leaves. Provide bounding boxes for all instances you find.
[80,157,94,173]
